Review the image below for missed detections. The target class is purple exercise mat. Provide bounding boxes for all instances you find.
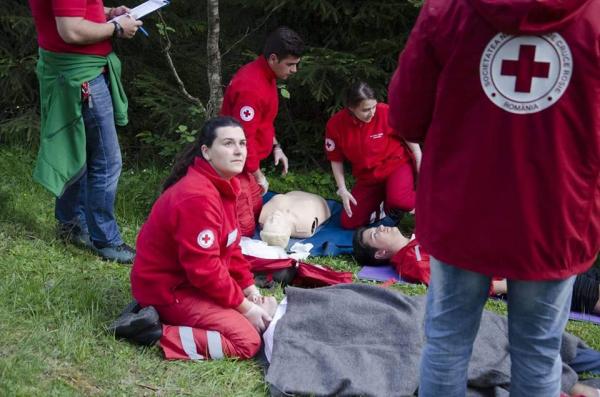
[569,311,600,325]
[357,265,407,283]
[358,266,600,326]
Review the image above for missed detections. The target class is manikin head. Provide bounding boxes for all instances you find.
[259,191,331,248]
[346,81,377,123]
[352,225,409,265]
[263,26,304,80]
[260,209,294,248]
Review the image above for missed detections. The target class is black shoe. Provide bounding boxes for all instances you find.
[118,299,143,317]
[133,323,164,346]
[108,306,162,346]
[93,243,136,264]
[56,223,94,250]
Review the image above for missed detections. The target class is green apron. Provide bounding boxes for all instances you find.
[33,48,128,197]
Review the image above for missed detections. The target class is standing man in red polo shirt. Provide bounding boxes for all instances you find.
[28,0,142,263]
[220,26,304,236]
[388,0,599,395]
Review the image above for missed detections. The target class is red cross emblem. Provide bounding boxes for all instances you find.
[197,229,215,249]
[480,33,572,115]
[325,138,335,152]
[500,45,550,93]
[240,105,255,122]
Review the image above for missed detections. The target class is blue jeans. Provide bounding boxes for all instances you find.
[55,73,123,247]
[569,347,600,375]
[419,257,575,397]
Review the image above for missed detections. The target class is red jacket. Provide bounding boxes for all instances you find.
[391,239,431,285]
[28,0,112,56]
[325,103,411,182]
[388,0,599,280]
[131,158,255,308]
[220,56,278,173]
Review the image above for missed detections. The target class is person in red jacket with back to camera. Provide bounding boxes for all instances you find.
[325,81,422,229]
[121,117,276,361]
[388,0,599,396]
[220,26,304,236]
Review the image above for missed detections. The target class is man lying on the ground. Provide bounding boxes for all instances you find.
[354,225,600,314]
[352,225,506,292]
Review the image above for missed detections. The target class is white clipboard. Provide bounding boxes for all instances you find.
[108,0,170,22]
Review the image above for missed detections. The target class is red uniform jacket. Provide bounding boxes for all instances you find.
[131,158,255,308]
[325,103,411,182]
[28,0,112,56]
[391,241,501,295]
[388,0,599,280]
[391,239,431,285]
[220,56,278,173]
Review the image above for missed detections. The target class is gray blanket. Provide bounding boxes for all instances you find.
[265,284,583,397]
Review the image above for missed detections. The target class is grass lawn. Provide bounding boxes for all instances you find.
[1,146,598,396]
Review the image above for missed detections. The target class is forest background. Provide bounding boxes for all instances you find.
[0,0,423,169]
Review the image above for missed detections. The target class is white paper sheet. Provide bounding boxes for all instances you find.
[109,0,169,21]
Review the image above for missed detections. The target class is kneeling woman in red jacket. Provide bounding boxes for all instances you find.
[130,117,273,361]
[325,81,422,229]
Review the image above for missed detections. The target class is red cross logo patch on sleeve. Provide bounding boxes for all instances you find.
[480,33,572,114]
[197,229,215,249]
[325,138,336,152]
[240,106,255,122]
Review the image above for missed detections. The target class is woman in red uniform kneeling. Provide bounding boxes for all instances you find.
[325,81,422,229]
[129,117,273,361]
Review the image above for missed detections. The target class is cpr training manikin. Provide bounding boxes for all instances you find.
[259,191,331,248]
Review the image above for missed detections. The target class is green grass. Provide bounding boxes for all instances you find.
[0,146,599,395]
[0,147,267,396]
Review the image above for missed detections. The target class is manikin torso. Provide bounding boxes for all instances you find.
[259,191,331,247]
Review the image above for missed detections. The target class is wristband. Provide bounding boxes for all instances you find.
[111,21,123,38]
[273,143,281,150]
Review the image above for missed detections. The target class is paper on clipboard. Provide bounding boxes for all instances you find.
[109,0,169,21]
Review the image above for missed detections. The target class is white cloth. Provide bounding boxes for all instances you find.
[240,237,288,259]
[240,237,312,260]
[263,297,288,363]
[288,242,313,261]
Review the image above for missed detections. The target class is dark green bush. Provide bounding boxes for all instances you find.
[0,0,420,169]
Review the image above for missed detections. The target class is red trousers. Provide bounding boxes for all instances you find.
[236,172,263,237]
[155,288,261,361]
[341,161,415,229]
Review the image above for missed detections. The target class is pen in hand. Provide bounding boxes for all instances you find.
[125,13,148,37]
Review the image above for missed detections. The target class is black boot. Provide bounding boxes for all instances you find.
[108,302,162,346]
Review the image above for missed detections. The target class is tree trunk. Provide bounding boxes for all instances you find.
[206,0,223,118]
